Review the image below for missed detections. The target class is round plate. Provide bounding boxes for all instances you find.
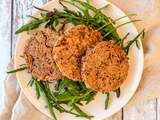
[15,0,144,120]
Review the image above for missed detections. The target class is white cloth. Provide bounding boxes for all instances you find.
[1,0,160,120]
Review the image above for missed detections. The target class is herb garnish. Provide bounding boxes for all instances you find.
[15,0,144,54]
[28,76,95,120]
[13,0,146,119]
[105,93,110,110]
[114,88,120,98]
[16,0,140,50]
[123,29,145,54]
[7,66,27,74]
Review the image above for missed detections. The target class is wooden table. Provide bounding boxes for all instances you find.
[0,0,159,120]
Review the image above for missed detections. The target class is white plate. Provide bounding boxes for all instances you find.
[15,0,144,120]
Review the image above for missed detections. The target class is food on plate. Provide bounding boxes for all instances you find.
[12,0,145,119]
[82,41,129,93]
[24,28,62,81]
[54,25,102,81]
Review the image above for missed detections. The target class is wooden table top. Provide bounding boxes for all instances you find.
[0,0,159,120]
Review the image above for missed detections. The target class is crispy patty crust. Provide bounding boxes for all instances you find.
[24,28,62,81]
[54,25,102,81]
[82,41,129,93]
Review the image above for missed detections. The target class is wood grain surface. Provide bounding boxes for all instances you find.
[0,0,158,119]
[0,0,12,111]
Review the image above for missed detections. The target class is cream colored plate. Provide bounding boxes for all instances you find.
[15,0,144,120]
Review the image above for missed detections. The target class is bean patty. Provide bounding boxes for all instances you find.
[24,28,62,81]
[54,25,102,81]
[82,41,129,93]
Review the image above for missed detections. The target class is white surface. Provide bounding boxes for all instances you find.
[14,0,144,119]
[1,0,160,120]
[0,0,11,112]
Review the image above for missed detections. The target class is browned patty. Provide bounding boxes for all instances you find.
[54,25,102,81]
[82,41,129,93]
[24,28,62,81]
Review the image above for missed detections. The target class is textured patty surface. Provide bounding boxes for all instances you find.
[54,25,102,81]
[82,41,129,93]
[24,28,62,81]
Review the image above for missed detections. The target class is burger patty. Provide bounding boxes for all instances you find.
[54,25,102,81]
[81,41,129,93]
[24,28,62,81]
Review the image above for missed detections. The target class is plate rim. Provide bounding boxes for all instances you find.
[14,0,144,119]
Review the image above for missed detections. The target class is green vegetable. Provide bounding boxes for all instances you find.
[114,88,120,98]
[19,64,27,67]
[98,4,110,11]
[54,77,97,113]
[103,19,141,38]
[97,13,136,31]
[123,29,145,54]
[16,0,141,49]
[28,77,95,119]
[7,66,27,74]
[27,77,34,87]
[105,93,110,110]
[72,104,93,119]
[33,5,49,12]
[118,33,130,47]
[15,19,47,34]
[34,80,41,99]
[45,95,57,120]
[17,0,145,118]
